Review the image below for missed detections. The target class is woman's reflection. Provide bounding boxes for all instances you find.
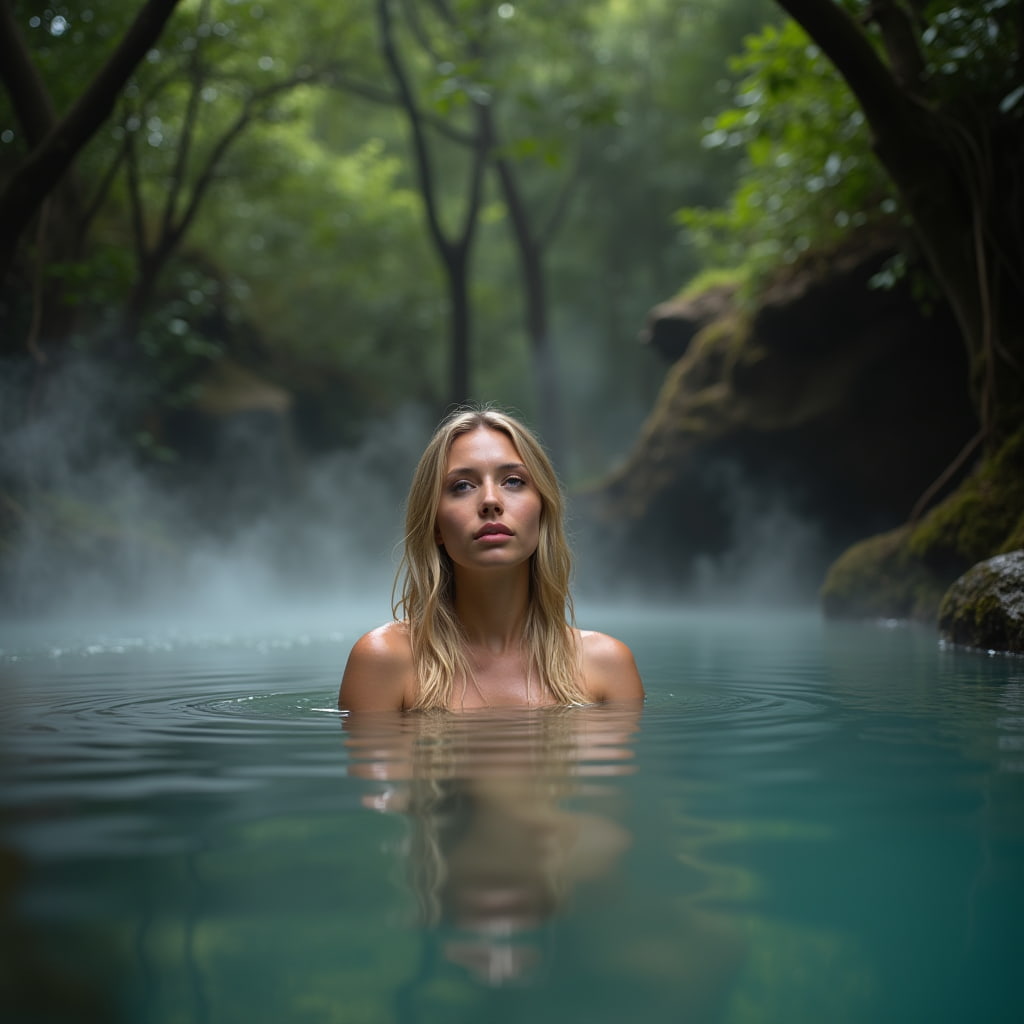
[344,705,640,986]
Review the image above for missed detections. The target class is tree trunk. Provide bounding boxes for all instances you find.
[376,0,488,409]
[0,0,183,289]
[774,0,1024,448]
[493,156,566,467]
[448,251,471,405]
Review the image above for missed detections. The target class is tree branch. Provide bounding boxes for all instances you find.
[400,0,446,64]
[171,73,315,246]
[162,48,205,243]
[773,0,919,127]
[124,126,150,267]
[864,0,929,93]
[0,0,58,146]
[77,129,128,248]
[377,0,452,259]
[0,0,184,284]
[456,100,491,248]
[331,73,475,144]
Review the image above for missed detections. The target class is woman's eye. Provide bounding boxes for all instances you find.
[504,476,527,488]
[449,480,473,494]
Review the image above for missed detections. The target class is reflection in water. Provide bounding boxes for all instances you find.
[344,706,639,987]
[10,614,1019,1020]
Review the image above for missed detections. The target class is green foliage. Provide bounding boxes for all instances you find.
[856,0,1024,114]
[47,245,135,308]
[198,128,443,402]
[2,2,141,121]
[1,0,780,464]
[677,18,899,286]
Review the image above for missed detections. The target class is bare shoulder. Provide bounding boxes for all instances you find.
[338,621,416,712]
[577,629,645,704]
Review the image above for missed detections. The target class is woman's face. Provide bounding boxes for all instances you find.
[435,427,542,574]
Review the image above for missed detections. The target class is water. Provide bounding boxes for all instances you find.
[1,606,1022,1024]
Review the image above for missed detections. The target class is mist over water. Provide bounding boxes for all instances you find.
[2,360,832,647]
[1,359,415,630]
[688,481,829,607]
[571,457,831,612]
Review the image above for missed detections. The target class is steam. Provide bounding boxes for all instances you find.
[1,358,418,628]
[571,458,829,609]
[688,489,828,607]
[2,359,827,638]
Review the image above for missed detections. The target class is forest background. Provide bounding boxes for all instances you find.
[1,0,1021,620]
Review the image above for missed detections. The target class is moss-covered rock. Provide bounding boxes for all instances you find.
[588,230,977,588]
[821,427,1024,621]
[819,525,946,620]
[640,281,740,364]
[906,428,1024,569]
[938,550,1024,653]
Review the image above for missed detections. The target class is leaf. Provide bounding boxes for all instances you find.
[999,84,1024,114]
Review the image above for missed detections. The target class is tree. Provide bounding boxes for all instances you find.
[376,0,491,409]
[369,0,627,463]
[108,0,339,353]
[0,0,183,294]
[774,0,1023,456]
[678,18,898,280]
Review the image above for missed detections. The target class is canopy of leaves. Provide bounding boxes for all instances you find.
[1,0,786,466]
[677,18,900,288]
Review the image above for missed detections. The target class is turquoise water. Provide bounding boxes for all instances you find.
[1,607,1022,1023]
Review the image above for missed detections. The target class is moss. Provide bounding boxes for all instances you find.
[821,526,947,620]
[678,267,747,303]
[676,312,753,397]
[822,427,1024,621]
[906,426,1024,568]
[998,510,1024,554]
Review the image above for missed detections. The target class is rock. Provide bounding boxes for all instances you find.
[588,230,978,589]
[639,284,737,363]
[819,524,947,622]
[820,426,1024,622]
[938,550,1024,653]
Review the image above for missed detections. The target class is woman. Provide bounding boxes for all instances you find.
[338,405,644,711]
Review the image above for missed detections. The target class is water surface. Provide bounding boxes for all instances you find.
[1,607,1022,1023]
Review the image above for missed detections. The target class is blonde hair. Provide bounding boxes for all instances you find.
[393,405,586,709]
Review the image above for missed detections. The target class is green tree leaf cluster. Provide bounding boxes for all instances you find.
[677,17,898,287]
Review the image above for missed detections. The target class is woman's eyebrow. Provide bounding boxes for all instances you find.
[444,462,527,478]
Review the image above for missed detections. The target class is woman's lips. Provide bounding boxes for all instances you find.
[475,524,513,539]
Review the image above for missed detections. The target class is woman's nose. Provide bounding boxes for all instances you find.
[480,482,503,514]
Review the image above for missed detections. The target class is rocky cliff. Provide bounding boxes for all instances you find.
[590,233,979,596]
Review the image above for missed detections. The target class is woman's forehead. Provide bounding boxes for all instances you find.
[445,426,522,469]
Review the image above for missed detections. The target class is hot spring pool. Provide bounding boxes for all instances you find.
[1,606,1022,1023]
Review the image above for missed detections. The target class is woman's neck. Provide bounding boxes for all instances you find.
[452,567,530,654]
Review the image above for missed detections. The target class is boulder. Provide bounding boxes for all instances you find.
[938,550,1024,653]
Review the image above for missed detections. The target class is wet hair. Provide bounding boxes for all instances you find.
[393,405,587,709]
